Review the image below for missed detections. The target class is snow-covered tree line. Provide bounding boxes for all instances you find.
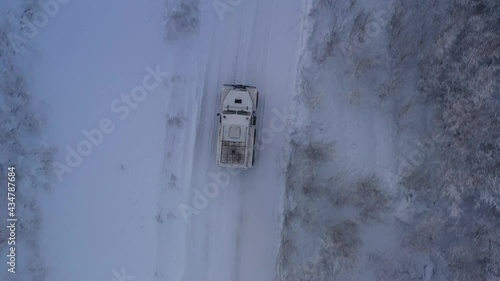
[419,0,500,211]
[0,1,55,280]
[400,0,500,280]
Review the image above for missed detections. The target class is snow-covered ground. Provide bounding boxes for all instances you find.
[276,0,500,281]
[1,0,499,281]
[32,1,169,281]
[156,1,303,281]
[2,0,304,281]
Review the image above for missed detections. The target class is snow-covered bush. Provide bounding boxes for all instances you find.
[278,220,362,281]
[280,133,391,280]
[319,220,361,276]
[276,231,298,275]
[164,0,200,41]
[166,113,183,127]
[302,140,334,163]
[307,0,354,63]
[400,165,437,203]
[298,72,324,109]
[351,175,391,222]
[286,138,334,192]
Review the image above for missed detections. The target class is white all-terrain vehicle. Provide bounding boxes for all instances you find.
[216,84,259,169]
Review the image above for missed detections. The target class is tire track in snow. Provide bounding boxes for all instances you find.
[181,1,261,278]
[185,26,219,281]
[157,67,204,280]
[232,1,300,281]
[221,3,267,280]
[177,24,220,281]
[164,1,303,281]
[157,17,217,276]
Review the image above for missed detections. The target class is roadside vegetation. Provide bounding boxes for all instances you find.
[277,0,500,280]
[0,2,54,280]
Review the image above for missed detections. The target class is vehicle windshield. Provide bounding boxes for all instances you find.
[237,110,251,116]
[223,110,250,116]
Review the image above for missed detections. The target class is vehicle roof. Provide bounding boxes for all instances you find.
[221,122,248,142]
[223,89,255,110]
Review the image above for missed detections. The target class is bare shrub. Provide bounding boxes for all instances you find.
[378,74,402,100]
[21,0,40,22]
[283,208,298,229]
[350,10,371,45]
[352,175,391,222]
[276,231,298,280]
[308,0,353,63]
[315,220,362,277]
[303,141,334,162]
[28,261,48,281]
[301,178,318,197]
[326,221,360,262]
[164,0,200,41]
[298,72,324,109]
[166,114,183,127]
[280,220,362,281]
[353,56,379,79]
[400,165,437,203]
[310,175,392,224]
[388,0,446,67]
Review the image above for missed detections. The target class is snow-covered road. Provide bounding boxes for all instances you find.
[159,1,303,281]
[28,0,304,280]
[3,0,497,280]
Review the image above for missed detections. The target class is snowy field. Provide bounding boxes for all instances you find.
[0,0,499,281]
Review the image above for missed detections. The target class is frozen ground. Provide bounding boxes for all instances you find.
[156,1,302,281]
[0,0,499,281]
[277,0,500,281]
[3,0,303,281]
